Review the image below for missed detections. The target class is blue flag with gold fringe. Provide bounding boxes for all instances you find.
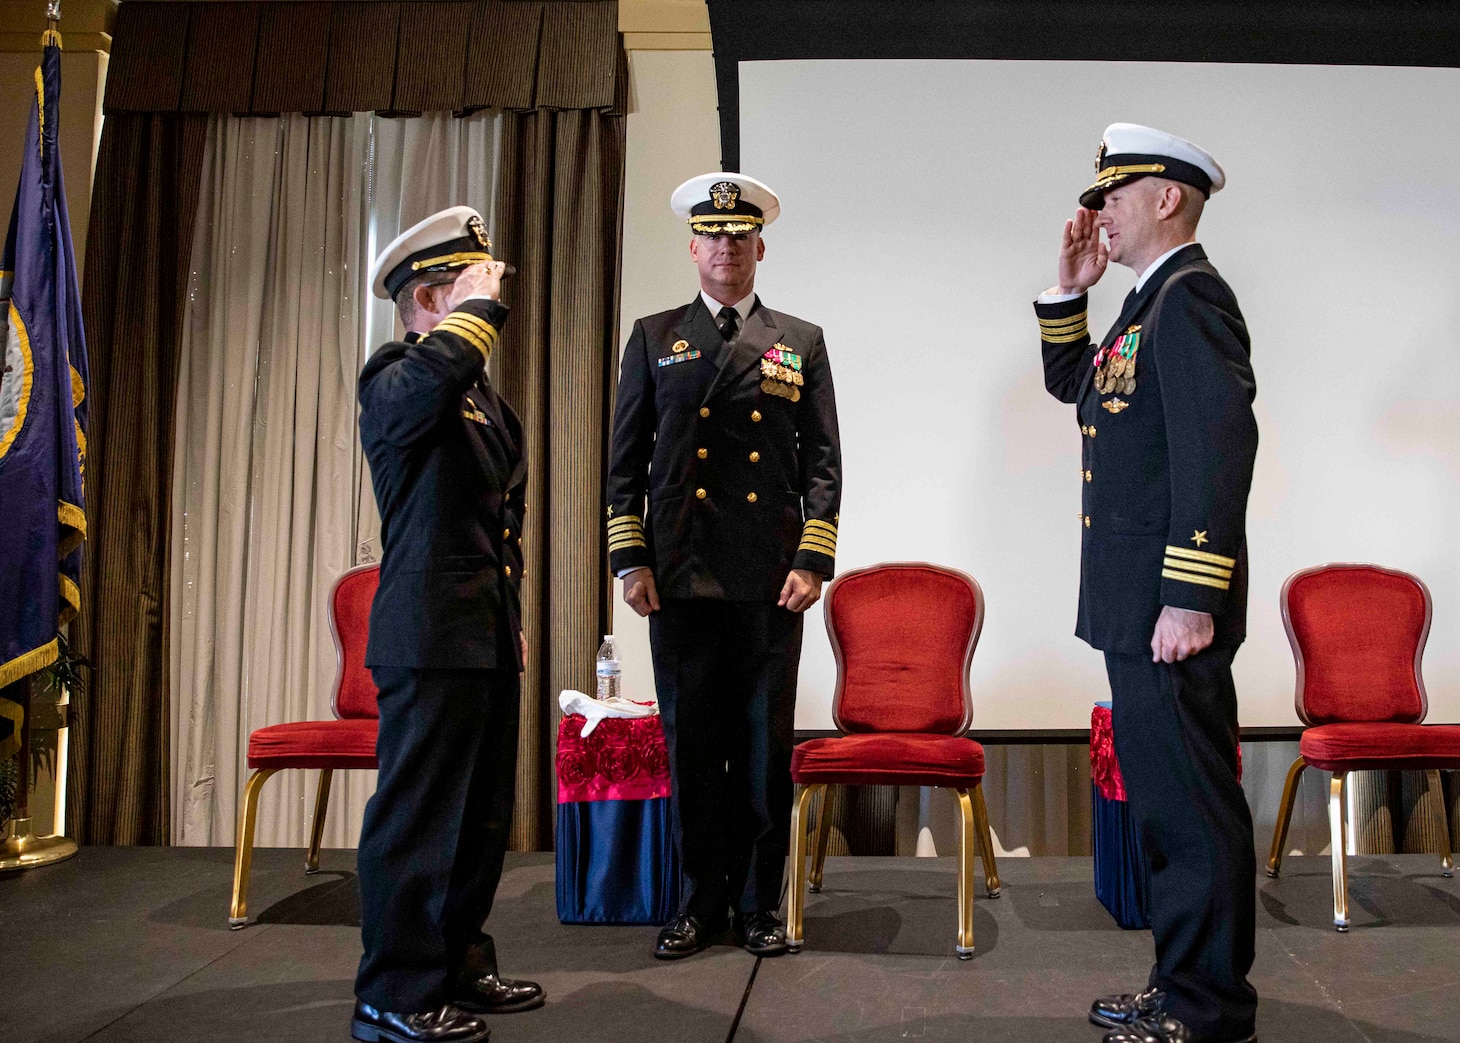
[0,30,88,728]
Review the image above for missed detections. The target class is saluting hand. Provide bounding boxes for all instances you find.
[446,260,507,310]
[1056,208,1108,295]
[623,567,661,617]
[1150,605,1214,663]
[778,569,823,614]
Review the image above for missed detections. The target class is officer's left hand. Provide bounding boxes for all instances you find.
[1150,606,1214,663]
[778,569,824,613]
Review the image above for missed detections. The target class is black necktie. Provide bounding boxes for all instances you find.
[718,305,740,342]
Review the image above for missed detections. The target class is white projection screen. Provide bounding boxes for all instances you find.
[735,58,1460,731]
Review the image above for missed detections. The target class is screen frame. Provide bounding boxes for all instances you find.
[707,0,1460,170]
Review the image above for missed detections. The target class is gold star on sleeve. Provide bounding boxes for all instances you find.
[1191,530,1209,547]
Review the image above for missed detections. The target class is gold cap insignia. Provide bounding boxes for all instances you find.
[466,215,491,251]
[710,181,740,210]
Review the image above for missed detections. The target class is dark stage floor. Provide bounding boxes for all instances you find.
[4,847,1460,1042]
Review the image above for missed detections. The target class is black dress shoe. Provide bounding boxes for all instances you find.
[455,969,544,1014]
[1102,1013,1255,1043]
[453,935,545,1014]
[1090,986,1165,1029]
[351,1000,489,1043]
[653,913,725,959]
[734,910,789,957]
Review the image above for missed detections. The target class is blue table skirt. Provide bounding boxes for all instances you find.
[1092,783,1151,930]
[556,797,682,925]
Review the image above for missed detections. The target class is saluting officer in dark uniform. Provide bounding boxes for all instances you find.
[608,173,842,959]
[1034,126,1259,1043]
[354,207,543,1043]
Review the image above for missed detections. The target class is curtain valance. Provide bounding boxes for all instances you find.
[104,0,624,116]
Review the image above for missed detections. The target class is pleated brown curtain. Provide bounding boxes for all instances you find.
[72,113,207,843]
[71,0,624,847]
[495,104,624,849]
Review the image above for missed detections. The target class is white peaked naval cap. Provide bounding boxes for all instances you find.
[1081,123,1225,210]
[370,205,493,300]
[671,172,781,233]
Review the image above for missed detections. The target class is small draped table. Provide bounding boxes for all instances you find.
[554,711,682,924]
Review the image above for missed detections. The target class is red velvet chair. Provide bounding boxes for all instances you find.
[228,563,381,928]
[1266,563,1458,931]
[787,562,1000,959]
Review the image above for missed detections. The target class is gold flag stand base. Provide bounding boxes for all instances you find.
[0,817,78,873]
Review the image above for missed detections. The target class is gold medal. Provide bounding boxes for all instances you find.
[792,372,804,387]
[1123,376,1136,395]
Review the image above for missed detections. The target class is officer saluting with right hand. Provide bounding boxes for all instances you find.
[1034,125,1260,1043]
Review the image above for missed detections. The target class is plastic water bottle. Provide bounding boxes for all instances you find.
[595,635,621,701]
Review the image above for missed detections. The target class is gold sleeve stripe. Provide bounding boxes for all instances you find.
[1038,314,1088,331]
[434,321,492,360]
[607,519,644,533]
[436,318,499,347]
[608,537,647,550]
[1161,568,1230,591]
[799,535,838,555]
[1164,545,1237,568]
[606,513,643,526]
[443,311,500,339]
[1041,326,1089,344]
[1163,557,1232,579]
[803,519,838,538]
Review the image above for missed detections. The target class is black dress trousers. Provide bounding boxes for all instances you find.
[355,666,521,1012]
[1105,646,1257,1041]
[650,598,803,922]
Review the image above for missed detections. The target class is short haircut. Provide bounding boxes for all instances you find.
[394,270,459,327]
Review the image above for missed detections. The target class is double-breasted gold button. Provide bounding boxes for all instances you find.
[751,410,762,422]
[505,565,513,576]
[1080,425,1089,436]
[699,406,711,418]
[695,488,707,499]
[1088,426,1097,438]
[748,451,760,463]
[697,447,708,459]
[747,492,758,503]
[1084,470,1092,482]
[503,528,511,539]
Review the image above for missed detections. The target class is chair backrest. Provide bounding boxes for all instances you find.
[824,562,984,736]
[1281,563,1431,726]
[330,563,381,720]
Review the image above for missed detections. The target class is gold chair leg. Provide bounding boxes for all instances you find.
[809,784,835,893]
[953,788,976,958]
[1328,772,1349,931]
[970,781,1001,898]
[1425,770,1453,878]
[230,768,279,929]
[1266,756,1307,878]
[306,769,333,875]
[786,783,823,953]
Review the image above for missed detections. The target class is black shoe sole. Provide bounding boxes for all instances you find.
[455,994,546,1015]
[653,944,710,960]
[742,940,790,957]
[1089,1011,1131,1030]
[351,1018,490,1043]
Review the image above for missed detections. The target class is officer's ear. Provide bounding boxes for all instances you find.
[755,234,765,261]
[413,278,448,316]
[689,235,703,262]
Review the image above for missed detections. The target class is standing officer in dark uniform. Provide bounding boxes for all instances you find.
[353,206,543,1043]
[1034,125,1259,1043]
[608,173,842,959]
